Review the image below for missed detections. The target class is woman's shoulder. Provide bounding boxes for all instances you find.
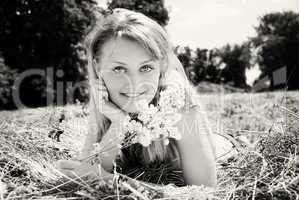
[176,103,211,133]
[176,105,199,128]
[179,104,201,119]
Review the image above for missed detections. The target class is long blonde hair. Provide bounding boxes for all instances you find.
[84,8,202,167]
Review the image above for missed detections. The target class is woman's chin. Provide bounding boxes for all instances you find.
[121,105,141,114]
[120,100,150,114]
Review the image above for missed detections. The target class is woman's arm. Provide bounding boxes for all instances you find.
[176,106,217,188]
[79,101,99,159]
[57,119,121,179]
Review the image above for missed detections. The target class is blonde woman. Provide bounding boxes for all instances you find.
[57,8,216,188]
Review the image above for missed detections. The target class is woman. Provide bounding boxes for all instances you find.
[57,8,216,188]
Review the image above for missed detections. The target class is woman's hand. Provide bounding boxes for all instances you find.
[94,72,127,125]
[95,121,124,172]
[55,159,113,180]
[92,73,127,165]
[68,71,127,177]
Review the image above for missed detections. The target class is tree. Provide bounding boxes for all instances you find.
[107,0,169,26]
[251,11,299,90]
[216,43,251,88]
[0,55,18,109]
[192,48,209,84]
[0,0,98,107]
[204,49,224,84]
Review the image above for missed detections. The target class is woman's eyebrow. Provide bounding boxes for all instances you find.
[139,59,154,64]
[112,61,127,65]
[112,59,154,65]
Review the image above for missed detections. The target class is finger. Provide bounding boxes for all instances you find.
[58,160,95,177]
[58,169,78,179]
[56,160,81,170]
[91,73,127,123]
[58,167,94,180]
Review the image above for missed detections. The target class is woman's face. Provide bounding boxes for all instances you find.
[95,37,161,113]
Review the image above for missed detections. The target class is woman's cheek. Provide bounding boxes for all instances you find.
[104,75,126,91]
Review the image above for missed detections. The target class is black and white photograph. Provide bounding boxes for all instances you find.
[0,0,298,199]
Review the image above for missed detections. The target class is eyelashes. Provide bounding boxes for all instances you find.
[112,65,155,74]
[140,65,154,72]
[113,66,127,73]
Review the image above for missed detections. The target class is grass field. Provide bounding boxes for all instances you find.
[0,91,298,199]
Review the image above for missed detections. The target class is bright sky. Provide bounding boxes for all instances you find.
[165,0,299,49]
[97,0,298,49]
[96,0,298,85]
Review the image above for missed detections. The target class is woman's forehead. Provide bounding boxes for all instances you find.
[101,37,157,64]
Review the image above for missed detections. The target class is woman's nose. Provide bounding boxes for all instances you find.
[125,73,144,92]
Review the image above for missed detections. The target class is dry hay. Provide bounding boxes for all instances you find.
[0,92,298,199]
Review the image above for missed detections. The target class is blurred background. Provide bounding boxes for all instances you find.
[0,0,298,110]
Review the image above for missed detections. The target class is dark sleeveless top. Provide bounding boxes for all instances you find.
[113,138,187,187]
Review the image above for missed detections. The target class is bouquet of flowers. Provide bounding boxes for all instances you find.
[90,71,187,161]
[120,77,186,147]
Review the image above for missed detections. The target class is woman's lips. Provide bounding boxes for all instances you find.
[121,91,145,98]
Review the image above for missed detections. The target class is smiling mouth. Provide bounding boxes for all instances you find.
[121,92,145,98]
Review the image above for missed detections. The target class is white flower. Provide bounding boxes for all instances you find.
[91,143,102,155]
[163,138,169,145]
[120,79,186,147]
[138,127,151,146]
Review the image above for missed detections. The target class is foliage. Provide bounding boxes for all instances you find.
[251,11,299,90]
[174,46,194,83]
[0,56,18,109]
[175,11,299,91]
[107,0,169,26]
[0,0,97,72]
[216,43,251,88]
[192,48,210,83]
[174,45,251,89]
[0,0,99,107]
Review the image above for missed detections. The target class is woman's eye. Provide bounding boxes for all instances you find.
[113,66,127,74]
[140,65,154,72]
